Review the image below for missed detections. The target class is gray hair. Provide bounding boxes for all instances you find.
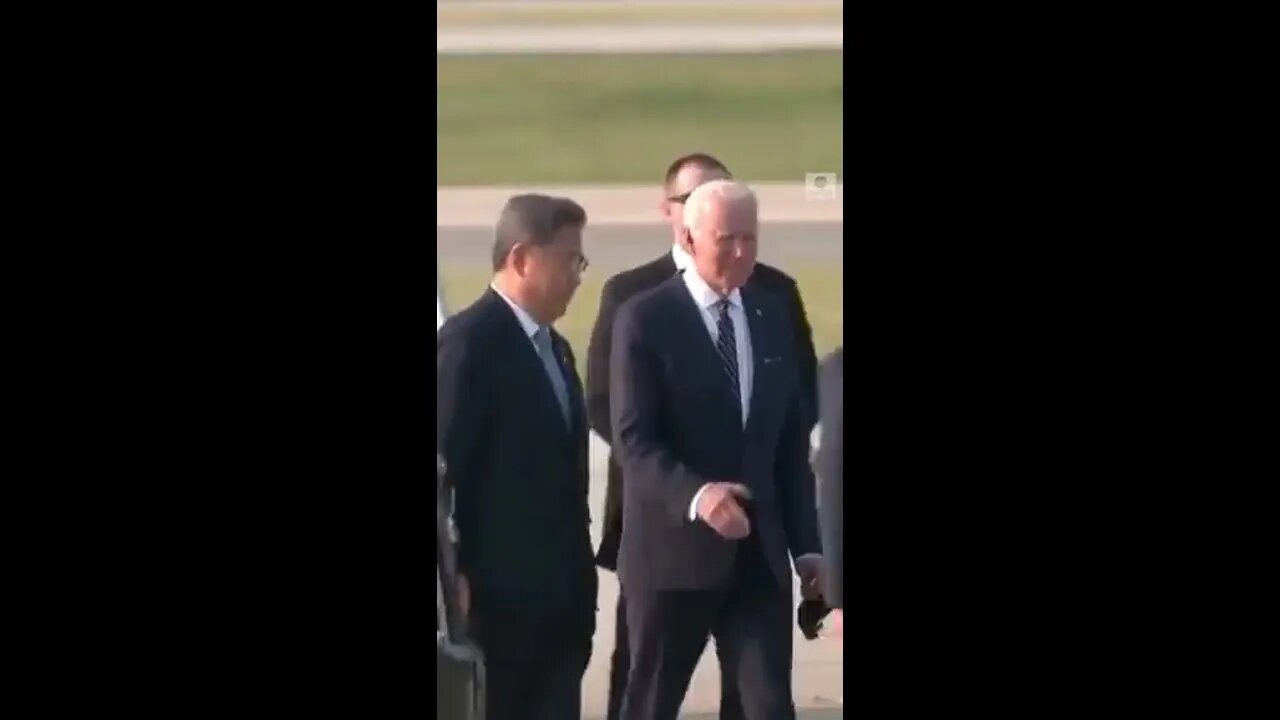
[492,194,588,271]
[682,180,757,232]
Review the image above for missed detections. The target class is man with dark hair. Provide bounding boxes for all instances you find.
[662,152,729,191]
[437,193,596,720]
[585,154,818,720]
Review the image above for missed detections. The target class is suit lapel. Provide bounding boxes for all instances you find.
[485,289,573,435]
[663,278,752,431]
[654,252,677,278]
[667,279,726,384]
[551,331,584,436]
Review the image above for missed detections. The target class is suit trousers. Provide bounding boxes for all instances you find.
[471,604,592,720]
[608,592,750,720]
[619,534,795,720]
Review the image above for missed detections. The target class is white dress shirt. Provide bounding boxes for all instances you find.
[671,243,693,273]
[676,267,824,567]
[437,275,448,331]
[490,283,542,348]
[680,267,753,426]
[682,268,753,522]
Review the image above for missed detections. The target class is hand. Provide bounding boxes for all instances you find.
[795,555,824,600]
[822,609,843,640]
[695,482,753,540]
[456,572,470,618]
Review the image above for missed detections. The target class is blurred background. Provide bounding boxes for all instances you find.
[437,0,844,371]
[437,2,844,717]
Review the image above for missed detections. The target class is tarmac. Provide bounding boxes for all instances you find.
[437,183,843,227]
[438,25,842,54]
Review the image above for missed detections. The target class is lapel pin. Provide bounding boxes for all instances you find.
[755,308,763,317]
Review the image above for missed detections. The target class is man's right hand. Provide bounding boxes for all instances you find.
[695,482,753,539]
[823,608,843,640]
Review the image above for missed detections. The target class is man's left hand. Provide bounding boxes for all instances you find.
[795,555,824,600]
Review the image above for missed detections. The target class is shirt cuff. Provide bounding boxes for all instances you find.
[689,484,710,521]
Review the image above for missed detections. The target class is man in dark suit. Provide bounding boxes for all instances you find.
[611,180,823,720]
[586,153,818,720]
[436,193,597,720]
[815,348,844,639]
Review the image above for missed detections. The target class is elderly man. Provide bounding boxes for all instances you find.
[586,153,818,720]
[610,180,822,720]
[437,194,597,720]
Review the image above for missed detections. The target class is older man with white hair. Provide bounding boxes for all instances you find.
[586,153,818,720]
[609,180,823,720]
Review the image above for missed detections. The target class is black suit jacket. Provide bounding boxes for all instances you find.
[436,289,597,630]
[815,348,843,608]
[587,253,817,570]
[609,276,821,593]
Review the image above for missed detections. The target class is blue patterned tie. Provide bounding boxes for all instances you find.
[714,299,741,406]
[533,327,571,426]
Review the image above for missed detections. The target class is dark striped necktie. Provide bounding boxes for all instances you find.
[714,299,741,405]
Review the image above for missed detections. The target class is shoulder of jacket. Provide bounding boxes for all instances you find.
[618,279,676,322]
[752,262,799,288]
[608,257,668,293]
[438,296,497,343]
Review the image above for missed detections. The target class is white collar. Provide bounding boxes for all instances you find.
[671,243,693,272]
[490,283,542,339]
[681,268,742,311]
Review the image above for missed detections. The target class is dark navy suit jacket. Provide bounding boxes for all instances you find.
[609,275,820,593]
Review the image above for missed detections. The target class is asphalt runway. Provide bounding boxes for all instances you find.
[437,220,843,276]
[437,0,842,54]
[438,0,839,6]
[438,25,842,54]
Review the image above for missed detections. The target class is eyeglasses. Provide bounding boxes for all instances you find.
[666,189,694,204]
[518,243,589,273]
[553,247,590,273]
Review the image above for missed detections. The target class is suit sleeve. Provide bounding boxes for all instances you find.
[815,353,844,608]
[777,376,823,562]
[436,326,487,575]
[586,276,622,444]
[611,299,710,524]
[784,280,820,431]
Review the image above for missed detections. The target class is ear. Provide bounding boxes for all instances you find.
[508,243,530,276]
[679,227,696,255]
[659,198,673,221]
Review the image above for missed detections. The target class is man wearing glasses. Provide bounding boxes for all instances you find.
[437,193,596,720]
[586,154,818,720]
